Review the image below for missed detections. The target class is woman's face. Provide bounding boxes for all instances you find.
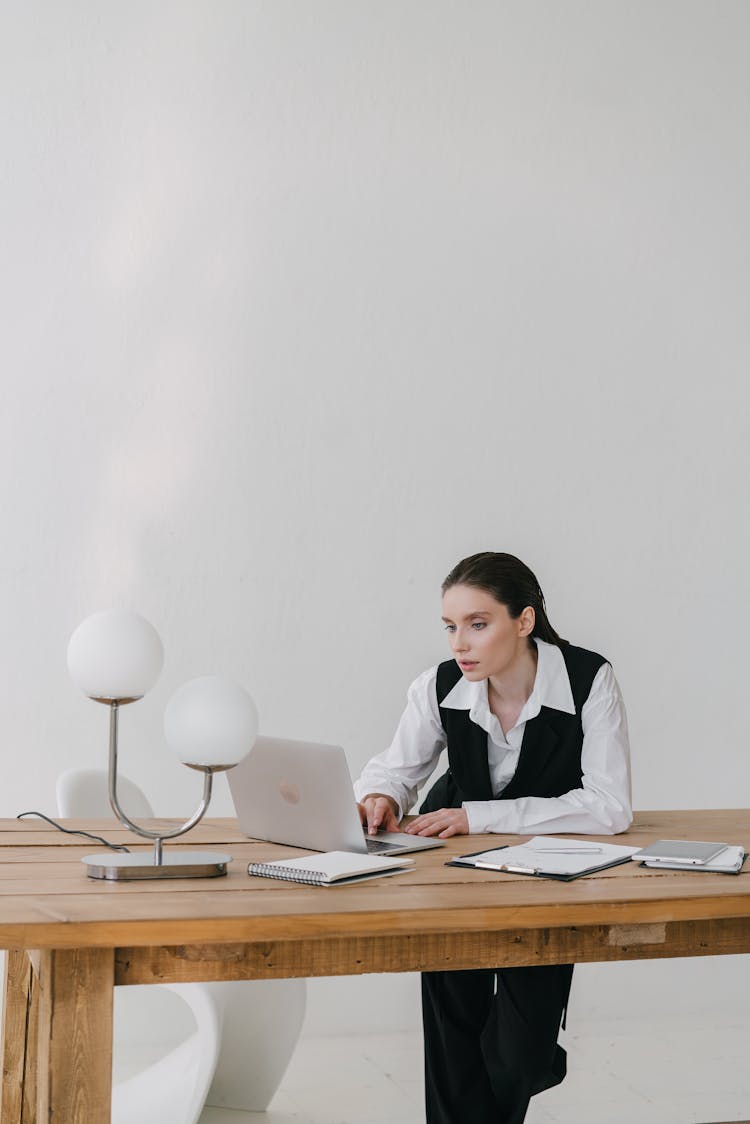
[441,584,534,680]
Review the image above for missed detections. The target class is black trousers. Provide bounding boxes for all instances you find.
[421,963,573,1124]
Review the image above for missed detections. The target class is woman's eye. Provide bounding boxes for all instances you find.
[444,624,456,632]
[471,622,486,630]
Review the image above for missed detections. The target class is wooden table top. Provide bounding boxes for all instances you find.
[0,810,748,950]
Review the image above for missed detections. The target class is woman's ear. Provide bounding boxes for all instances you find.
[518,606,535,637]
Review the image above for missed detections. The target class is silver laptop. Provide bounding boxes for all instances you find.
[228,736,444,855]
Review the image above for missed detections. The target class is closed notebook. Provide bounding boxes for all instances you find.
[247,850,415,885]
[635,844,746,874]
[631,839,729,865]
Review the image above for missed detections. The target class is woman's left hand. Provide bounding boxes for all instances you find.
[404,808,469,838]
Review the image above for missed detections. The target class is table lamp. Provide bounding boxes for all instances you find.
[67,609,258,880]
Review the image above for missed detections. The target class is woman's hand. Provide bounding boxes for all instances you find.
[405,808,469,838]
[358,794,400,836]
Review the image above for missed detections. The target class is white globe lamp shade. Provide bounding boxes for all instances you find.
[67,610,164,701]
[164,676,259,769]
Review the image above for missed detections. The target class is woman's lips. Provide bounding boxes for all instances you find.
[459,660,478,670]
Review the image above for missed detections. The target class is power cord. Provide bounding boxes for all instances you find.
[16,811,131,852]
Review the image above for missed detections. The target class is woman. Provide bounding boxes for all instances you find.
[354,552,632,1124]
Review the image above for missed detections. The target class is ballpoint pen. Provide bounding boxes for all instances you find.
[475,861,537,874]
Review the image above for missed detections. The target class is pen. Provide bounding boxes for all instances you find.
[531,847,603,854]
[475,861,538,874]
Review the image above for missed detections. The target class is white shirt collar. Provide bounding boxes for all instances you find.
[440,639,576,726]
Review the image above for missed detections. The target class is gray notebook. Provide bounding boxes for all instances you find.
[631,839,729,865]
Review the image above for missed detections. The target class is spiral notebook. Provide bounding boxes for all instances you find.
[247,850,415,886]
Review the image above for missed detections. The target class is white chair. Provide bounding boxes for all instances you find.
[56,768,307,1120]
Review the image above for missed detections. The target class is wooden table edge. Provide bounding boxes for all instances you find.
[2,894,750,950]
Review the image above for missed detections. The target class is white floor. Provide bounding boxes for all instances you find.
[197,1014,750,1124]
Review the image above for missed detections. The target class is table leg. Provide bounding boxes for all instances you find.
[35,949,114,1124]
[1,950,38,1123]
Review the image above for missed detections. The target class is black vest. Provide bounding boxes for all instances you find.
[420,643,607,813]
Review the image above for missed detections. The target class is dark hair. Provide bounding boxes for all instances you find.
[441,552,565,647]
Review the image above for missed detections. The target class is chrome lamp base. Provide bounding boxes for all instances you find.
[82,850,233,880]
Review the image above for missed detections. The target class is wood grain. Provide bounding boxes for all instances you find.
[0,812,749,950]
[34,949,113,1124]
[113,915,750,983]
[1,950,37,1124]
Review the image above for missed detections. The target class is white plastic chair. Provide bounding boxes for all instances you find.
[56,768,307,1120]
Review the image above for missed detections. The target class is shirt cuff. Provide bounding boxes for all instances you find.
[463,801,511,834]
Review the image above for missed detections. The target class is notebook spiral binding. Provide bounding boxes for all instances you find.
[247,862,327,884]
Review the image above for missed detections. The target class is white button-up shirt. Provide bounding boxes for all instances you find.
[353,639,632,835]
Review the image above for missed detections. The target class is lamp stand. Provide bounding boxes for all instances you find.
[82,699,233,881]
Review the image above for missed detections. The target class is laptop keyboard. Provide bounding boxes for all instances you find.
[364,836,397,853]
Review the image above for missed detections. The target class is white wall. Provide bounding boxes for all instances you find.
[1,0,749,1036]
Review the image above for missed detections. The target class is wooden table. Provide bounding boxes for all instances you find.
[1,809,749,1123]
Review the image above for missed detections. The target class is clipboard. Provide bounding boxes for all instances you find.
[446,842,638,881]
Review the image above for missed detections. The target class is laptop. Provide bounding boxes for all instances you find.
[228,735,445,855]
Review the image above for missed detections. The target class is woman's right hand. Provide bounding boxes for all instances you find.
[358,794,400,836]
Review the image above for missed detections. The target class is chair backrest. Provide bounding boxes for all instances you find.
[56,768,154,819]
